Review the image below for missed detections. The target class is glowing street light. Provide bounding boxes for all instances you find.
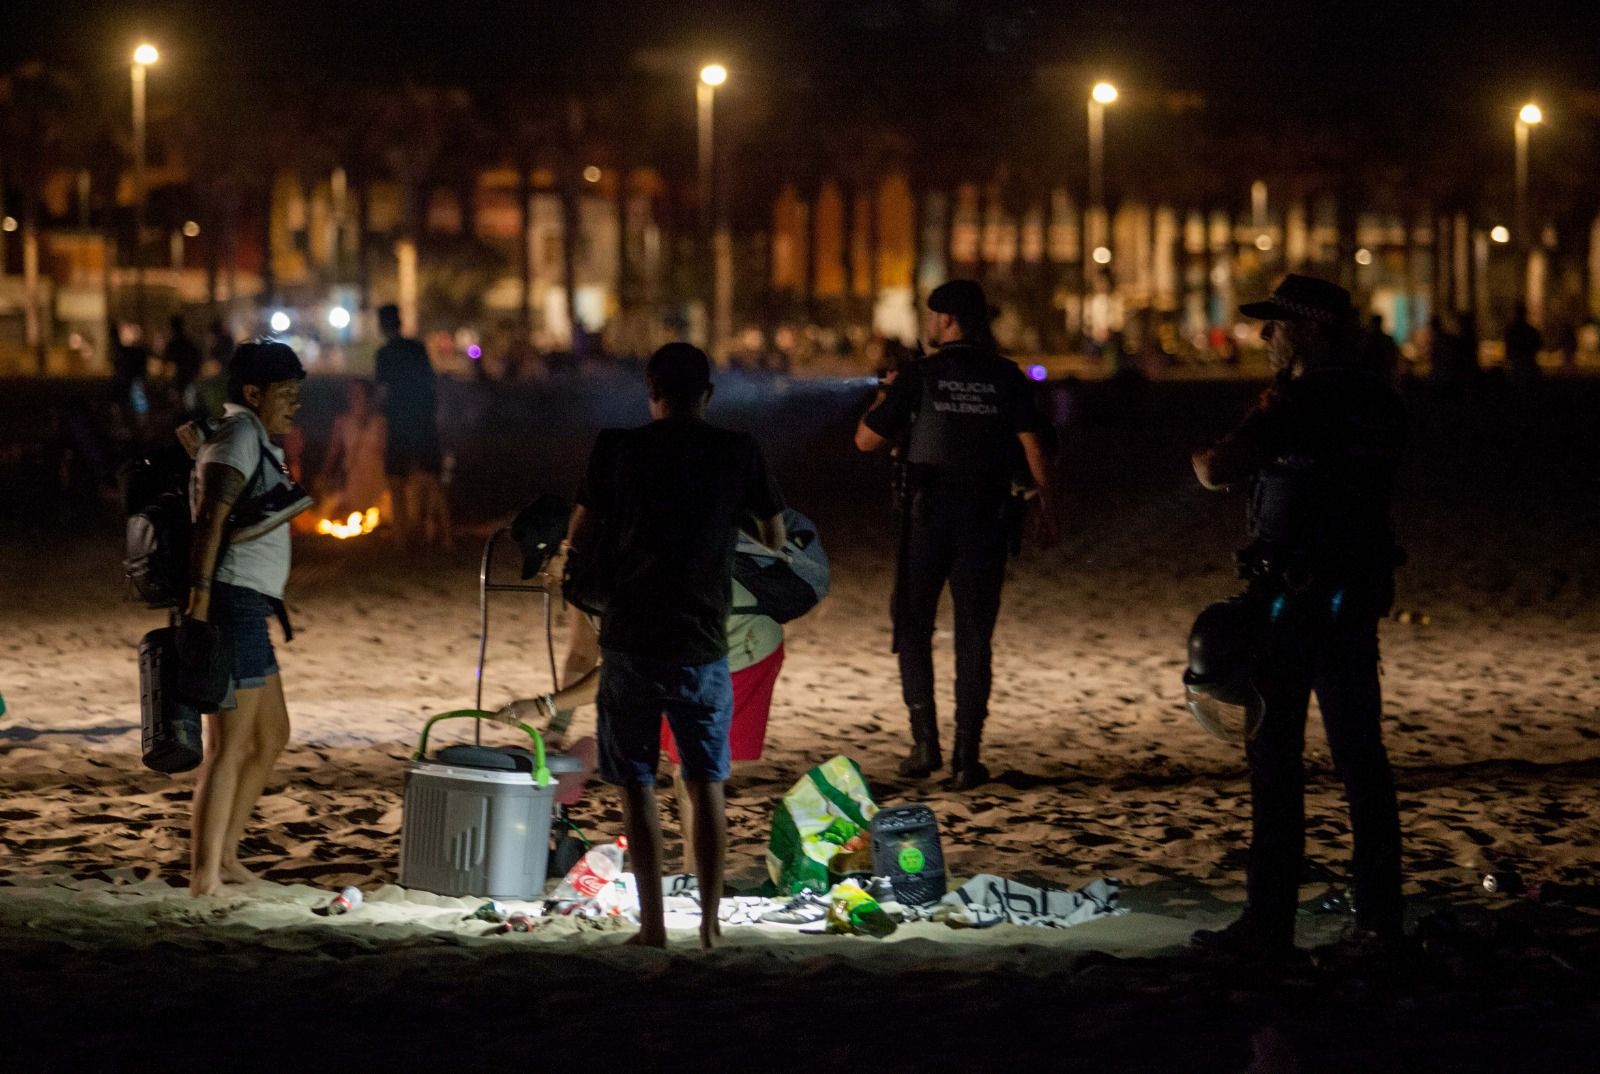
[131,43,160,328]
[269,310,291,334]
[582,165,602,183]
[698,63,730,357]
[327,306,351,330]
[1355,248,1374,266]
[1084,80,1119,335]
[1490,225,1511,244]
[1514,101,1543,253]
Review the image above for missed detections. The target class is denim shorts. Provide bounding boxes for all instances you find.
[596,649,732,787]
[211,581,279,709]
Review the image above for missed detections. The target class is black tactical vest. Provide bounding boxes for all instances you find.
[903,344,1019,495]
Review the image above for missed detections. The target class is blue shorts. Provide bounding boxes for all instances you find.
[596,649,732,787]
[212,581,279,709]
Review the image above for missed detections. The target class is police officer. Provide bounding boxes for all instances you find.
[1188,274,1406,960]
[855,280,1057,790]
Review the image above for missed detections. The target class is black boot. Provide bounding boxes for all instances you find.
[896,703,942,777]
[942,721,990,791]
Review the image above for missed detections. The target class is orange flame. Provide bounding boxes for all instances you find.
[317,507,381,539]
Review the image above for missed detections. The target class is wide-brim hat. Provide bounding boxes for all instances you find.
[1239,274,1352,324]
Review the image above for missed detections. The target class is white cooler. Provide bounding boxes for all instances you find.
[399,711,582,900]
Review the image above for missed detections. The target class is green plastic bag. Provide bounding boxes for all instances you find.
[766,756,879,894]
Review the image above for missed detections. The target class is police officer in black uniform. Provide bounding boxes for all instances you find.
[855,280,1057,790]
[1188,274,1406,960]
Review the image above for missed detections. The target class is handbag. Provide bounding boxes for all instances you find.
[562,533,612,617]
[228,428,312,543]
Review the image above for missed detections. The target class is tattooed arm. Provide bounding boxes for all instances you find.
[186,462,248,621]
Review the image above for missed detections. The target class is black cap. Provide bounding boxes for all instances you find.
[927,279,989,325]
[1239,274,1352,324]
[511,494,570,580]
[227,338,305,402]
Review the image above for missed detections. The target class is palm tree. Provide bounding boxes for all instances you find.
[0,62,78,371]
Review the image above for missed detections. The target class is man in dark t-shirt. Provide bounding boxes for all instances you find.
[568,342,785,949]
[856,280,1057,790]
[164,314,203,397]
[374,303,446,545]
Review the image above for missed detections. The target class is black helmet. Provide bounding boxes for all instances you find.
[1182,597,1266,743]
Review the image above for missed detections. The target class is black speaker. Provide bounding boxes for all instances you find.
[870,804,946,907]
[139,627,204,774]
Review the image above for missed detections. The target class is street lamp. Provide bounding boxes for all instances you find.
[698,64,730,357]
[697,65,726,229]
[1514,101,1541,249]
[1085,81,1118,340]
[132,43,159,328]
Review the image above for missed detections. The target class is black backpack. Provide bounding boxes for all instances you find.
[123,437,201,609]
[730,508,829,623]
[123,418,264,609]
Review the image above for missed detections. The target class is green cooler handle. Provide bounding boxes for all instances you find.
[413,708,552,787]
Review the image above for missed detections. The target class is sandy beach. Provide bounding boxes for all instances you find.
[3,373,1599,1071]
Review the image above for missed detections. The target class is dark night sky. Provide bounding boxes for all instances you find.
[5,0,1600,176]
[7,1,1599,98]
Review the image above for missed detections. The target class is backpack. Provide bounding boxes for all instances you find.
[731,508,829,623]
[123,434,203,609]
[122,417,265,609]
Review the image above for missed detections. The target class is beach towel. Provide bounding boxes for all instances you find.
[919,875,1123,929]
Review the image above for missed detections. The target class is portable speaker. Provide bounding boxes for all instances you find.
[139,626,204,774]
[870,803,947,907]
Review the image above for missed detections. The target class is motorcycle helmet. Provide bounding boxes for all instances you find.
[1182,596,1267,744]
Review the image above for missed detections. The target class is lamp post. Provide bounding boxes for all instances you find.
[698,63,729,357]
[1514,102,1542,252]
[131,43,158,329]
[1085,81,1117,340]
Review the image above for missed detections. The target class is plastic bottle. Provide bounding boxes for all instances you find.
[326,886,363,915]
[549,837,628,901]
[1482,870,1524,896]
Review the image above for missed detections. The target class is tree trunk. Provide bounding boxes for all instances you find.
[355,172,371,314]
[261,182,277,308]
[561,101,583,353]
[560,169,581,352]
[517,150,533,332]
[23,191,44,373]
[204,189,220,312]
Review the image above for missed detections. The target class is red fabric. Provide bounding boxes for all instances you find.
[662,643,784,764]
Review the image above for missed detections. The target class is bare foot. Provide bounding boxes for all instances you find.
[189,875,223,898]
[220,859,258,885]
[624,930,667,949]
[699,921,722,951]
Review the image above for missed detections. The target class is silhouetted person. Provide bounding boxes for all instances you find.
[207,318,235,366]
[164,314,203,396]
[1555,322,1579,372]
[567,342,785,948]
[1190,274,1406,963]
[855,280,1058,790]
[1425,314,1458,384]
[374,303,446,546]
[1456,311,1480,377]
[1504,302,1543,383]
[1362,313,1401,385]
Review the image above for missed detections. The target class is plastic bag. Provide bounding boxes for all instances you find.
[766,756,879,894]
